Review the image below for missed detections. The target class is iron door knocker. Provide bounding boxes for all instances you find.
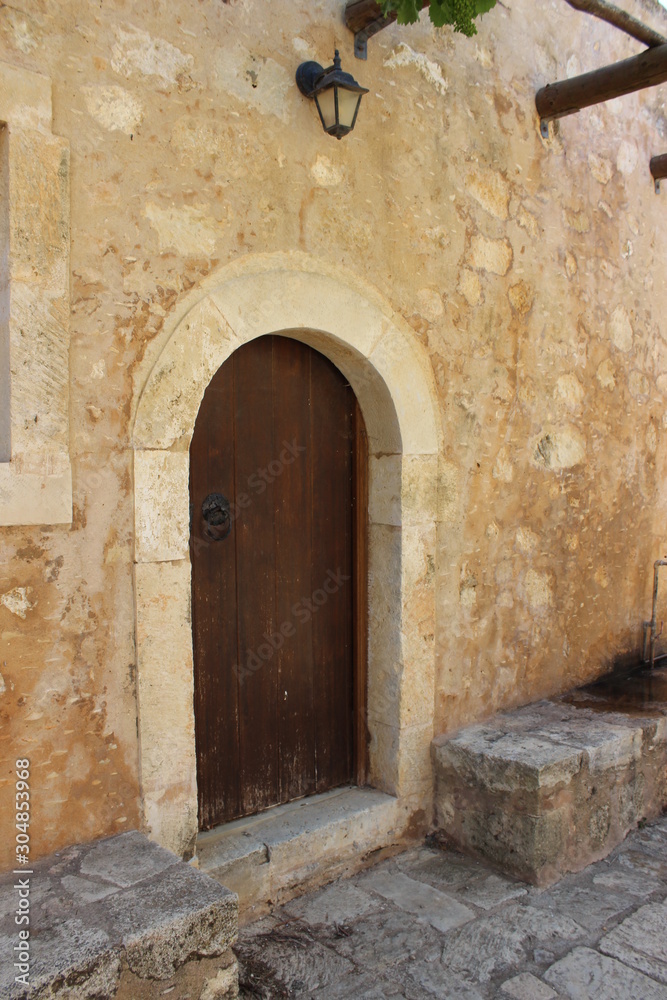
[202,493,232,541]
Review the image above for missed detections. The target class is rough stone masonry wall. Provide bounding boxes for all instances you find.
[0,0,666,869]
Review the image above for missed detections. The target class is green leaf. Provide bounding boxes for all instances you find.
[381,0,422,23]
[381,0,497,33]
[428,0,454,28]
[474,0,497,14]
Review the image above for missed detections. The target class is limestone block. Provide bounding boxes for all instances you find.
[199,788,402,917]
[433,700,667,884]
[211,39,292,124]
[369,330,439,456]
[434,727,583,795]
[367,718,400,795]
[135,450,190,563]
[10,129,69,288]
[401,454,438,526]
[0,59,51,129]
[210,270,389,363]
[369,454,438,528]
[0,67,72,527]
[401,524,435,626]
[10,279,69,466]
[133,296,240,450]
[266,794,402,904]
[111,864,237,979]
[206,850,272,920]
[395,722,435,801]
[348,353,402,456]
[0,464,72,526]
[367,524,402,729]
[0,832,238,999]
[135,560,198,855]
[467,234,513,275]
[369,454,402,527]
[80,830,177,887]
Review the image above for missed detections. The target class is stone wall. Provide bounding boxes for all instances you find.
[0,0,666,869]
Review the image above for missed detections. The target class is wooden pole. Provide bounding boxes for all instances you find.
[536,43,667,135]
[564,0,666,49]
[650,154,667,193]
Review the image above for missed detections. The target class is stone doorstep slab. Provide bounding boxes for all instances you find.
[197,786,403,918]
[433,698,667,886]
[0,830,238,1000]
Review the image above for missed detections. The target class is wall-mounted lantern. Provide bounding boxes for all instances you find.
[296,49,369,139]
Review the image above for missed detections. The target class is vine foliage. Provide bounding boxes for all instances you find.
[379,0,498,37]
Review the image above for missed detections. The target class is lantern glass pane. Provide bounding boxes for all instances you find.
[316,88,337,130]
[337,88,361,129]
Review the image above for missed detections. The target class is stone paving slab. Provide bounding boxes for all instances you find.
[394,956,486,998]
[529,880,637,933]
[599,901,667,984]
[357,868,475,933]
[439,904,584,984]
[283,880,378,927]
[501,972,560,999]
[544,947,667,999]
[235,815,667,1000]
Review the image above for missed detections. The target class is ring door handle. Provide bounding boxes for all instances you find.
[202,493,231,541]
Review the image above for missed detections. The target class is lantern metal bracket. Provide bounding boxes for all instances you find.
[352,14,394,60]
[296,60,326,97]
[345,0,429,59]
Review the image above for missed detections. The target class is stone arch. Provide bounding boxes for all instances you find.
[132,254,441,856]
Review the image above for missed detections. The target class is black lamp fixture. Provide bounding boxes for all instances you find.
[296,49,369,139]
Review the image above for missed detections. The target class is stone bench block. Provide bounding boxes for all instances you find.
[433,700,667,885]
[0,830,239,1000]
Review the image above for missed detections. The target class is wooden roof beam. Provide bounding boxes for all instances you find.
[536,42,667,137]
[564,0,666,49]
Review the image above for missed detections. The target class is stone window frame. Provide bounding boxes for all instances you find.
[131,253,442,857]
[0,61,71,527]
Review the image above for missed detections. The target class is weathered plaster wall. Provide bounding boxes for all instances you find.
[0,0,666,868]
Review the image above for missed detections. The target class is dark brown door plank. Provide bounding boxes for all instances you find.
[310,348,354,792]
[272,337,317,802]
[190,358,241,829]
[234,338,280,817]
[353,400,369,786]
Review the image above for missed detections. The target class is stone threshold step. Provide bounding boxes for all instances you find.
[0,831,238,1000]
[433,697,667,887]
[196,786,403,922]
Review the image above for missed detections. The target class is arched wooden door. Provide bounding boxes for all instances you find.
[190,335,367,830]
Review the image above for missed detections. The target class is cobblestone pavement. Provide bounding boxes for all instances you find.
[234,813,667,999]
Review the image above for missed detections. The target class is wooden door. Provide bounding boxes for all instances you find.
[190,335,367,830]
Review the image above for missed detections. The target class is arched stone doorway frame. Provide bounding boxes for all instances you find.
[132,253,441,857]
